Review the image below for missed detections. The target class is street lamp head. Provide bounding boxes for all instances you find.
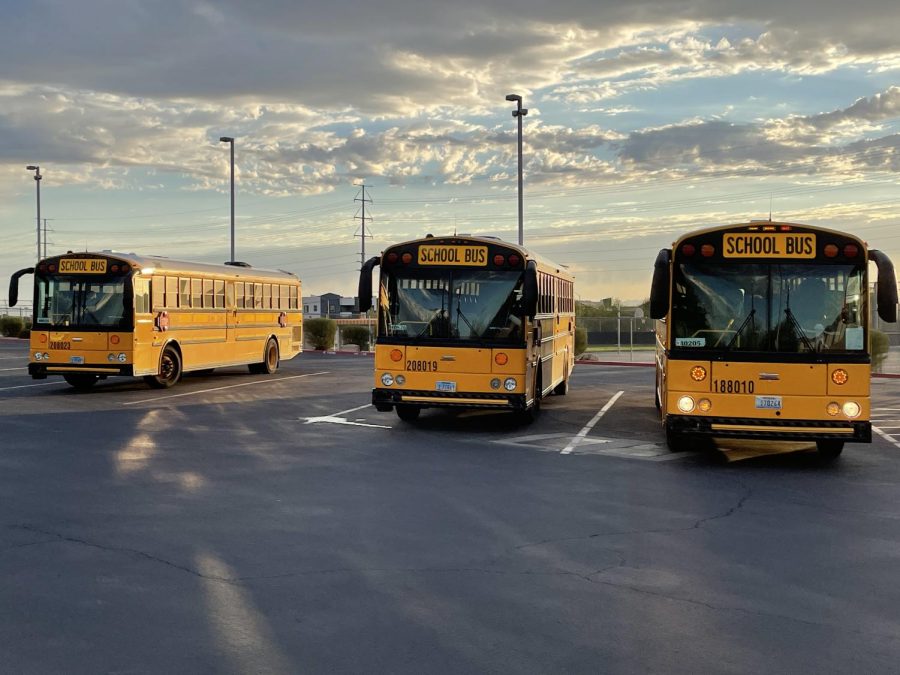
[219,136,234,143]
[26,165,38,171]
[505,94,521,102]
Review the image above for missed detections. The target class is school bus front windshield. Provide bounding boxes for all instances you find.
[379,268,525,343]
[36,276,130,330]
[672,261,865,355]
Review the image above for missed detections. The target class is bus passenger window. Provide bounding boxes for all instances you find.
[180,278,191,308]
[203,279,214,308]
[191,279,202,308]
[254,283,263,309]
[215,280,225,309]
[236,282,245,308]
[166,276,179,308]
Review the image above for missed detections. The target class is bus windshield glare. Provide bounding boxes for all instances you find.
[36,276,129,329]
[672,262,865,353]
[380,268,525,342]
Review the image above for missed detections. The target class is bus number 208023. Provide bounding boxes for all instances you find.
[406,360,439,372]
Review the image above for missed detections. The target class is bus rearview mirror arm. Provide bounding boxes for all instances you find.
[8,267,34,307]
[357,256,381,314]
[870,249,898,323]
[649,249,671,319]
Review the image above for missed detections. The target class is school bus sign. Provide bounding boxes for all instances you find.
[723,233,816,259]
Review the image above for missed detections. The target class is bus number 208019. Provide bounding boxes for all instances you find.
[406,360,439,372]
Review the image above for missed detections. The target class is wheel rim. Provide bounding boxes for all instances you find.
[266,342,278,369]
[161,351,177,383]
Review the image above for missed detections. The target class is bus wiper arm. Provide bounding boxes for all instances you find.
[725,307,755,349]
[784,306,816,352]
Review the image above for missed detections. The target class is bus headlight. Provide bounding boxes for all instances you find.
[117,353,127,363]
[842,401,861,418]
[395,374,405,386]
[34,352,43,361]
[826,402,840,416]
[677,395,695,413]
[490,378,501,390]
[108,354,116,362]
[697,398,712,412]
[381,373,394,386]
[504,377,517,391]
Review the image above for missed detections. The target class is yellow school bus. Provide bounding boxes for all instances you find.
[9,251,302,390]
[359,235,575,421]
[649,222,897,459]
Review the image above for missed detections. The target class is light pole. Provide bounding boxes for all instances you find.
[505,94,528,246]
[26,165,42,261]
[219,137,235,263]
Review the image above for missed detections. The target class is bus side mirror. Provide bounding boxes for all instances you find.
[523,262,538,318]
[870,249,898,323]
[8,267,34,307]
[357,256,381,314]
[649,249,670,319]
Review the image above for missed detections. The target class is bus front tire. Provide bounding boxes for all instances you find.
[553,371,569,396]
[249,338,279,375]
[520,374,542,424]
[64,374,98,391]
[396,404,420,422]
[666,427,692,452]
[816,440,844,460]
[145,345,182,389]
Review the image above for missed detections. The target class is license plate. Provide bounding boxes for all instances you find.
[69,356,84,364]
[755,395,782,410]
[435,381,457,392]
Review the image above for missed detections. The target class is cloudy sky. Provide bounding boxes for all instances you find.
[2,0,899,305]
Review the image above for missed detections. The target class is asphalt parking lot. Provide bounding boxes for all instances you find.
[3,338,900,674]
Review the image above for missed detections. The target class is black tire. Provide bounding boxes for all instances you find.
[396,404,420,422]
[654,388,661,410]
[666,425,692,452]
[520,372,542,424]
[63,374,98,391]
[144,345,182,389]
[553,370,569,396]
[816,439,844,460]
[249,338,279,374]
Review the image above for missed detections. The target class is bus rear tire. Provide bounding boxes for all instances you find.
[249,338,279,374]
[816,440,844,460]
[64,374,98,391]
[666,427,692,452]
[145,345,182,389]
[396,404,420,422]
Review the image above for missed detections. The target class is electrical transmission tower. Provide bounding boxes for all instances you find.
[354,183,373,269]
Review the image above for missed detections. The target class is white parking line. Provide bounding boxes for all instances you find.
[0,367,26,372]
[561,390,625,455]
[302,403,392,429]
[873,425,900,450]
[122,371,329,406]
[0,381,62,392]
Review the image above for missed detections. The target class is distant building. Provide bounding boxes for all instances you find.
[303,293,360,317]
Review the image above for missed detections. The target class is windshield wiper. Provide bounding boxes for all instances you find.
[725,307,756,350]
[784,306,816,352]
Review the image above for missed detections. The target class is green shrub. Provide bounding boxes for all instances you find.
[871,329,890,373]
[18,329,30,339]
[341,325,370,351]
[0,316,25,337]
[574,326,587,357]
[305,318,337,350]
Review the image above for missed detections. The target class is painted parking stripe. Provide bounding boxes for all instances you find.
[873,426,900,450]
[122,371,329,406]
[302,403,392,429]
[561,390,625,455]
[0,381,62,392]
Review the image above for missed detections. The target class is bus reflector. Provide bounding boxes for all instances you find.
[110,335,120,345]
[495,352,508,365]
[493,254,506,266]
[698,398,712,412]
[831,369,848,385]
[681,244,696,257]
[701,244,715,257]
[39,334,47,343]
[824,244,839,258]
[690,365,707,381]
[843,244,859,258]
[826,402,840,416]
[390,348,403,362]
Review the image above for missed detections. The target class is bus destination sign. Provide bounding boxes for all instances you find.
[418,245,488,266]
[723,233,816,259]
[58,258,108,274]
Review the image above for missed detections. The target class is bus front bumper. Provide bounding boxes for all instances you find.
[666,415,871,443]
[372,388,526,411]
[29,363,135,379]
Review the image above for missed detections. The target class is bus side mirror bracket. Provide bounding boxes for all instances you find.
[357,256,381,314]
[523,261,538,318]
[649,249,670,319]
[8,267,34,307]
[870,249,898,323]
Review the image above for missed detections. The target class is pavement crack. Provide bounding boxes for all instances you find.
[10,524,236,584]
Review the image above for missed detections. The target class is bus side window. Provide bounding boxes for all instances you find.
[151,276,165,311]
[235,282,244,308]
[191,279,202,309]
[180,278,191,308]
[166,276,179,308]
[215,280,225,309]
[135,278,151,314]
[203,279,214,309]
[254,283,263,309]
[290,285,298,309]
